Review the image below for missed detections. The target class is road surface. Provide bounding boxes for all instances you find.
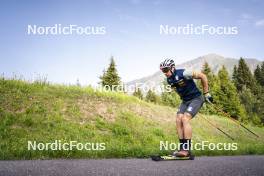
[0,156,263,176]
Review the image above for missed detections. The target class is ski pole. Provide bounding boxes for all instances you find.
[199,114,234,140]
[208,102,259,138]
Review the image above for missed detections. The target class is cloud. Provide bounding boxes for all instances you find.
[237,13,254,25]
[255,19,264,26]
[238,13,264,27]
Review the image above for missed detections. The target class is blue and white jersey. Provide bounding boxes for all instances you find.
[167,69,201,101]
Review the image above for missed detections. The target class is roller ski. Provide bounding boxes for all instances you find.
[151,151,195,161]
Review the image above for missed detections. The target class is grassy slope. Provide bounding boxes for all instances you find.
[0,79,264,160]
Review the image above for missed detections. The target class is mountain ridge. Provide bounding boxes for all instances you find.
[126,53,262,94]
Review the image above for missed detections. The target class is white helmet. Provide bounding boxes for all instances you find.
[160,59,175,71]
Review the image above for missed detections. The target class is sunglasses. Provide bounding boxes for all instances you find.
[161,67,170,73]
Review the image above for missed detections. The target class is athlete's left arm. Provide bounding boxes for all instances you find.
[192,71,209,93]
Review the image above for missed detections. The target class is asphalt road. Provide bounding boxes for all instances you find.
[0,156,264,176]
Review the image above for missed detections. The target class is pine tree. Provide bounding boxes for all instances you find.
[145,89,158,103]
[257,63,264,123]
[261,62,264,86]
[232,65,238,85]
[133,88,143,100]
[216,66,247,120]
[99,57,121,91]
[234,58,256,92]
[255,62,264,86]
[160,80,181,107]
[254,65,262,86]
[202,62,212,75]
[161,91,180,107]
[239,87,255,120]
[258,90,264,124]
[232,61,264,125]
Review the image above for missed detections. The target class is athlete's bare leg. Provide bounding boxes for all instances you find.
[174,112,193,157]
[182,112,192,139]
[176,113,184,139]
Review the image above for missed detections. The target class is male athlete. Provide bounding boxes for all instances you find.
[160,59,213,157]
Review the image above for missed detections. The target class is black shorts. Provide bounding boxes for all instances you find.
[177,95,204,117]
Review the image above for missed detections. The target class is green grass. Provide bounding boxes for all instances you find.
[0,78,264,160]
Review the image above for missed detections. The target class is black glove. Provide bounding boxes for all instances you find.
[204,92,213,103]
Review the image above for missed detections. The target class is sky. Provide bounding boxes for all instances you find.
[0,0,264,85]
